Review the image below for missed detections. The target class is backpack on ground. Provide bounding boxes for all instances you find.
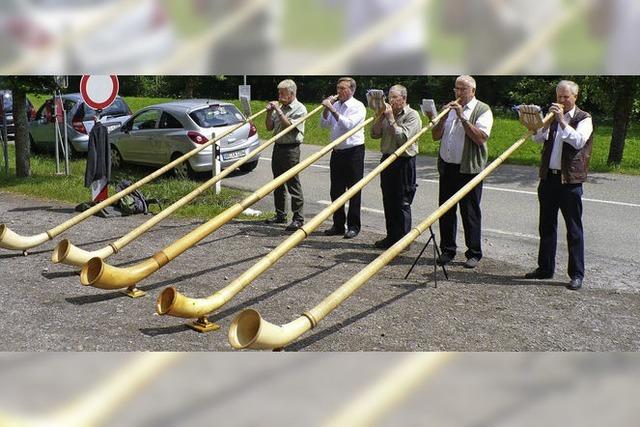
[115,179,151,215]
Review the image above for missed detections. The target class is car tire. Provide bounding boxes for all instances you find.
[111,146,124,169]
[239,159,259,172]
[28,134,41,154]
[172,154,195,180]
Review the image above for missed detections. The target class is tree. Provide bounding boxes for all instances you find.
[608,77,638,166]
[0,76,56,178]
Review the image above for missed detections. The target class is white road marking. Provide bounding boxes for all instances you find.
[419,179,640,208]
[262,157,640,208]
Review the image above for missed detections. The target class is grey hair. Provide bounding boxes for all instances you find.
[557,80,579,96]
[456,75,476,89]
[389,84,407,98]
[338,77,357,92]
[277,79,297,96]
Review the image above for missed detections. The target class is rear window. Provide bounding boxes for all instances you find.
[189,104,244,128]
[77,98,130,121]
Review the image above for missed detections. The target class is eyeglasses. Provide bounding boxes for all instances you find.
[453,87,471,93]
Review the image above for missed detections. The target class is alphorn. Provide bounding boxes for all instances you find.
[156,104,453,332]
[51,106,323,269]
[0,108,268,253]
[228,112,555,350]
[0,352,179,427]
[80,117,375,299]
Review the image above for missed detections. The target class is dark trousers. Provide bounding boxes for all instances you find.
[271,144,304,221]
[380,154,417,242]
[537,173,585,279]
[438,158,483,260]
[330,145,365,231]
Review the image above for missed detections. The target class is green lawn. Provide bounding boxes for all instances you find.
[0,144,265,221]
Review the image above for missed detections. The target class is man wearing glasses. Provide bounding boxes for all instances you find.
[429,75,493,269]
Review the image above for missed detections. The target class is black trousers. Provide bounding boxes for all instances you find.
[330,145,365,231]
[438,158,483,260]
[271,144,304,221]
[537,173,585,279]
[380,154,417,242]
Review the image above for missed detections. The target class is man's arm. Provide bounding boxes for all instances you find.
[463,109,493,146]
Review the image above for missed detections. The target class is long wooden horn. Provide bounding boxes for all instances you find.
[52,105,311,268]
[157,103,452,332]
[228,112,555,350]
[80,111,372,297]
[0,108,267,253]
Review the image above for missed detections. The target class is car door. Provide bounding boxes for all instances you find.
[157,110,185,164]
[29,100,56,152]
[116,109,161,164]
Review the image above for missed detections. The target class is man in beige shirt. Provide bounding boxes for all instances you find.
[370,84,422,249]
[264,79,307,231]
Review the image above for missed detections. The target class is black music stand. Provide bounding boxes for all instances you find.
[404,225,448,288]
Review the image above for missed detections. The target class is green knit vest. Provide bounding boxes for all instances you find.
[460,101,490,174]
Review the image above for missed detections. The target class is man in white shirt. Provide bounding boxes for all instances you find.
[320,77,367,239]
[429,75,493,269]
[524,80,594,291]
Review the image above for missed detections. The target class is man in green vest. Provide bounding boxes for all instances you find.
[429,75,493,269]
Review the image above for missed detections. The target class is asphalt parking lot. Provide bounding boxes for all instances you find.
[1,190,639,351]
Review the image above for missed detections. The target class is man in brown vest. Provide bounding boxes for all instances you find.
[525,80,594,290]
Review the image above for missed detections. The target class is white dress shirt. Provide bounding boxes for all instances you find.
[320,96,366,150]
[532,106,593,170]
[439,97,494,164]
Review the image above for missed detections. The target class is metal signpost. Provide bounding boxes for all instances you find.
[0,95,8,177]
[53,76,69,175]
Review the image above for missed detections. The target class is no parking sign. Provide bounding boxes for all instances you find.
[80,75,119,110]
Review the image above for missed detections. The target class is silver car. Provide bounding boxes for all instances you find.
[110,100,260,179]
[28,93,131,154]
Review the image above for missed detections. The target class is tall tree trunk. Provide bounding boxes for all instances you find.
[608,77,636,166]
[12,89,31,178]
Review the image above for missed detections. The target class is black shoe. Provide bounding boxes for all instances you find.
[265,215,287,224]
[436,253,454,266]
[463,257,480,269]
[344,228,359,239]
[566,278,583,290]
[524,268,554,279]
[285,219,304,231]
[324,226,344,236]
[374,237,394,249]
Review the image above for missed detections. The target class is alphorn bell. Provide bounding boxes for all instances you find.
[0,108,268,254]
[228,110,555,350]
[157,95,451,332]
[80,112,374,302]
[51,105,322,269]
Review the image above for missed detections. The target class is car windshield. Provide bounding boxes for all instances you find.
[78,98,130,120]
[189,104,244,128]
[2,96,11,111]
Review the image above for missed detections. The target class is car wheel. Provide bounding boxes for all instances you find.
[28,134,40,154]
[239,159,259,172]
[172,154,195,180]
[111,146,124,169]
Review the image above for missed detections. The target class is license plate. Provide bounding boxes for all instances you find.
[222,150,246,160]
[107,124,120,132]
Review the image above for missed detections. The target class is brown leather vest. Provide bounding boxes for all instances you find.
[539,106,594,184]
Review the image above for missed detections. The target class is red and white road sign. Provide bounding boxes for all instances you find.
[80,75,119,110]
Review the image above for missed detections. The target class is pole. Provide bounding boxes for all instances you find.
[63,98,69,175]
[214,140,221,195]
[54,91,61,174]
[1,98,8,177]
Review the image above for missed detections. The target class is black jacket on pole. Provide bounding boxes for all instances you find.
[84,122,111,187]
